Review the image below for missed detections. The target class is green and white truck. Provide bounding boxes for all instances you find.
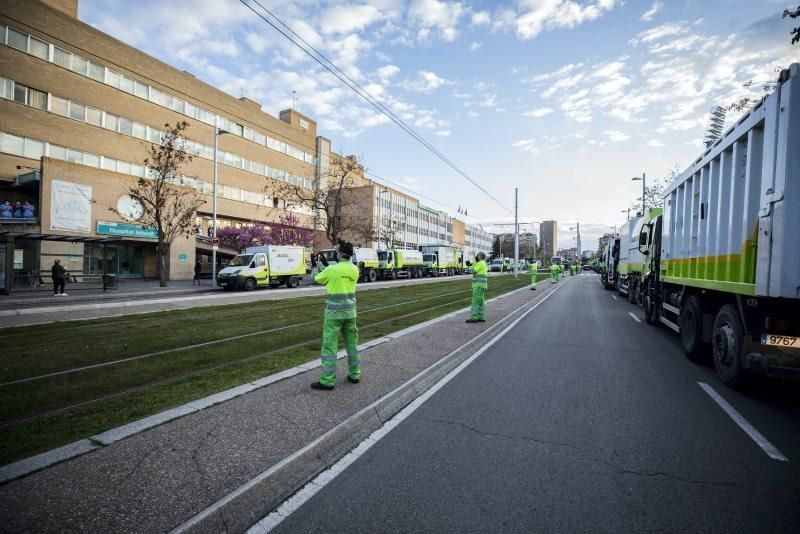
[639,63,800,387]
[420,245,461,277]
[317,246,380,282]
[216,245,308,291]
[377,249,425,279]
[617,208,662,304]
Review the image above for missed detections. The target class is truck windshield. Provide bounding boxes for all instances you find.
[423,254,435,262]
[377,251,388,260]
[229,254,253,267]
[319,250,338,263]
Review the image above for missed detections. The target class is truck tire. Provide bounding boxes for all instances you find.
[243,278,257,291]
[680,295,707,362]
[287,276,299,288]
[391,269,398,280]
[643,282,657,325]
[628,279,637,304]
[368,269,377,283]
[712,305,747,388]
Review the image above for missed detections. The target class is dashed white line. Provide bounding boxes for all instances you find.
[612,295,618,300]
[628,312,642,323]
[698,382,788,462]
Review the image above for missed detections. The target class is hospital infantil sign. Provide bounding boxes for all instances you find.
[96,221,158,239]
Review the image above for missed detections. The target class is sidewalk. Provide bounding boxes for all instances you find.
[0,278,567,532]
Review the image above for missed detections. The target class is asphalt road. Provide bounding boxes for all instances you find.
[271,273,800,533]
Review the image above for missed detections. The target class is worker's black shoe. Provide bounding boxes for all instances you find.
[466,319,485,323]
[347,376,360,384]
[311,382,334,391]
[530,287,537,290]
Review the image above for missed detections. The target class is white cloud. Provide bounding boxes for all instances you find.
[408,0,464,42]
[523,107,554,118]
[604,130,630,142]
[465,110,479,118]
[376,64,400,84]
[435,130,452,136]
[633,22,687,44]
[468,41,483,51]
[648,139,665,147]
[403,70,452,92]
[471,10,490,26]
[515,0,620,40]
[319,4,383,35]
[512,135,562,154]
[640,1,663,23]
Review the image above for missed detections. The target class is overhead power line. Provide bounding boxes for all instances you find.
[238,0,513,215]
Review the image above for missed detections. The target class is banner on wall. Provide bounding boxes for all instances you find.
[50,180,92,233]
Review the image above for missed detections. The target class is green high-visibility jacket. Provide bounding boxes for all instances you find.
[314,260,359,319]
[551,264,559,275]
[470,260,488,288]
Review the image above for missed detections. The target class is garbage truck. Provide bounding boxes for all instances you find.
[377,249,425,279]
[600,237,620,290]
[317,246,380,282]
[420,245,460,276]
[639,63,800,387]
[217,245,308,290]
[617,209,663,303]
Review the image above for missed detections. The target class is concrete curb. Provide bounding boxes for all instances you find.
[0,279,539,484]
[173,280,568,533]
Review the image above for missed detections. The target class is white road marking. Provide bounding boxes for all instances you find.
[628,312,642,323]
[249,279,568,533]
[612,295,618,300]
[698,382,788,462]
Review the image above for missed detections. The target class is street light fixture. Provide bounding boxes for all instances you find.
[631,172,646,216]
[621,208,630,221]
[376,189,388,249]
[211,127,229,287]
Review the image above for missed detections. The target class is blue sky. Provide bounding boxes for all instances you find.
[81,0,798,251]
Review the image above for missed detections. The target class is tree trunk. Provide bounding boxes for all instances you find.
[158,241,168,287]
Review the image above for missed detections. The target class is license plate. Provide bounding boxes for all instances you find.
[761,334,800,348]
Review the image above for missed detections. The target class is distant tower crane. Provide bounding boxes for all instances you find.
[704,106,727,148]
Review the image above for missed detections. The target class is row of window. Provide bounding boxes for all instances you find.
[1,76,314,190]
[0,130,312,216]
[1,24,317,166]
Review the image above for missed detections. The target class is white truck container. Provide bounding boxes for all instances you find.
[377,249,425,279]
[420,245,459,276]
[616,216,642,296]
[640,63,800,386]
[217,245,307,291]
[316,246,380,282]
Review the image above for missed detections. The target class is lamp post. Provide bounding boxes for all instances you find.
[211,127,229,287]
[631,172,646,216]
[376,189,388,249]
[621,209,630,221]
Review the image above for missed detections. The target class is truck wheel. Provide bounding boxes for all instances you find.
[680,295,707,362]
[712,305,747,388]
[391,269,398,280]
[368,269,377,283]
[243,278,257,291]
[287,276,299,288]
[628,280,637,304]
[643,283,657,325]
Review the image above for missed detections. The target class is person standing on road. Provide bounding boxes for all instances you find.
[530,264,537,291]
[51,259,67,296]
[550,262,559,283]
[311,241,360,391]
[193,258,202,286]
[466,252,488,323]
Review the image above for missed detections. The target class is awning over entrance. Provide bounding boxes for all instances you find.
[0,231,123,244]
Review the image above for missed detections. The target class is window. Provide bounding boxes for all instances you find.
[134,81,148,99]
[69,102,85,121]
[149,86,162,104]
[185,101,196,118]
[147,128,162,144]
[101,157,117,171]
[0,77,12,99]
[53,47,71,68]
[2,133,24,156]
[49,144,67,160]
[28,36,48,60]
[66,149,83,164]
[27,88,47,110]
[104,113,119,132]
[132,122,146,139]
[131,163,146,177]
[117,161,131,174]
[83,152,100,167]
[106,69,121,88]
[232,123,243,137]
[86,107,102,126]
[87,62,104,82]
[71,55,88,76]
[120,76,134,94]
[171,98,185,114]
[13,83,26,104]
[7,27,27,52]
[119,118,133,136]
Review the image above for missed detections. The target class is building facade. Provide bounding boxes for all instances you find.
[539,220,558,262]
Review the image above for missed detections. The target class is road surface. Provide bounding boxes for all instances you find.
[268,273,800,533]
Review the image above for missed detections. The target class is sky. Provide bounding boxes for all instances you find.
[80,0,799,252]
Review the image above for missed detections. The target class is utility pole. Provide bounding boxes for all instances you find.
[514,187,519,277]
[211,126,228,287]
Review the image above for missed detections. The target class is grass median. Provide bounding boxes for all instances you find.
[0,273,552,465]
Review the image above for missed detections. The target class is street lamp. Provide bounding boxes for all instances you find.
[631,173,646,216]
[621,209,630,221]
[211,127,229,287]
[376,189,388,249]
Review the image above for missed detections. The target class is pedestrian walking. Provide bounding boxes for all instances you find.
[550,263,559,283]
[466,252,488,323]
[311,240,360,391]
[530,264,537,291]
[52,259,67,296]
[193,258,202,286]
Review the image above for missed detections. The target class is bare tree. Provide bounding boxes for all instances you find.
[628,165,679,214]
[270,154,365,247]
[377,213,406,249]
[785,6,800,45]
[113,121,204,287]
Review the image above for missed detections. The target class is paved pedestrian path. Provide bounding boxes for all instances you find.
[0,277,566,532]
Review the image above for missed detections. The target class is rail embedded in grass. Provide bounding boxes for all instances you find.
[0,274,544,465]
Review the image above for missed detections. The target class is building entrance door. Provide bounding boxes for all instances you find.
[118,245,143,278]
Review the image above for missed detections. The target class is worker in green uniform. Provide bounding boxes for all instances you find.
[311,241,360,391]
[466,252,488,323]
[551,262,559,283]
[530,263,537,290]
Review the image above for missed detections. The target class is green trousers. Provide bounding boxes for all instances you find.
[530,272,537,288]
[320,317,360,387]
[551,270,558,283]
[470,285,486,320]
